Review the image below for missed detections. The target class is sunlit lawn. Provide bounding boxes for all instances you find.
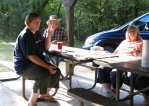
[0,65,10,72]
[0,41,14,61]
[0,39,84,67]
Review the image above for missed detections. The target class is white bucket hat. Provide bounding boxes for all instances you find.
[46,15,62,25]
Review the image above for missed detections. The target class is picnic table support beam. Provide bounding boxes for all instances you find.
[116,70,120,101]
[61,0,78,47]
[130,73,134,106]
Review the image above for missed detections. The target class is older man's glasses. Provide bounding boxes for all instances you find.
[31,20,41,23]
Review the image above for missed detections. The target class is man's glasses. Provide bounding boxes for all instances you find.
[31,20,41,23]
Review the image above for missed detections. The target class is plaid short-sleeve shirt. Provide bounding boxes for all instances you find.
[43,26,69,42]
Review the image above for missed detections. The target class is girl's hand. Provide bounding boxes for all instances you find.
[135,50,142,57]
[133,50,141,57]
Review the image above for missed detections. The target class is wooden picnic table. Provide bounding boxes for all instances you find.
[7,42,120,101]
[45,44,119,89]
[8,42,118,89]
[46,44,97,89]
[94,57,149,106]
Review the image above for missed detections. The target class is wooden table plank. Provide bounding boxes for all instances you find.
[93,57,149,106]
[94,57,149,77]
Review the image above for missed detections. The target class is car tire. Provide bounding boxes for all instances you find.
[103,46,115,53]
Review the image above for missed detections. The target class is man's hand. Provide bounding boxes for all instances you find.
[48,25,55,34]
[47,65,57,74]
[51,40,58,44]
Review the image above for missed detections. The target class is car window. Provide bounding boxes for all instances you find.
[116,14,149,31]
[138,14,149,22]
[116,21,133,29]
[134,15,149,31]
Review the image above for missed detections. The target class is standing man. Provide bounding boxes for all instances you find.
[43,15,69,64]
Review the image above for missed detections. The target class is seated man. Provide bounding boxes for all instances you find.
[43,15,69,64]
[14,13,61,106]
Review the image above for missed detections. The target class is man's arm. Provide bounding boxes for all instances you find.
[45,26,55,51]
[28,55,57,74]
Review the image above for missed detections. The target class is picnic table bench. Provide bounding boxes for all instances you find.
[0,58,31,100]
[0,58,21,81]
[67,88,128,106]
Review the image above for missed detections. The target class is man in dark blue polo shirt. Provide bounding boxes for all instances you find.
[14,13,60,106]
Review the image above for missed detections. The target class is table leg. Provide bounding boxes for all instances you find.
[22,77,29,101]
[69,63,97,90]
[120,86,149,102]
[66,62,74,75]
[87,68,98,90]
[116,70,120,101]
[119,73,135,105]
[56,57,59,66]
[130,73,134,106]
[69,63,79,89]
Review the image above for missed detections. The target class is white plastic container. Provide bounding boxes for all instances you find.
[90,46,104,52]
[141,40,149,68]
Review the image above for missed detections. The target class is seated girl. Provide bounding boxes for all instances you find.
[97,25,149,106]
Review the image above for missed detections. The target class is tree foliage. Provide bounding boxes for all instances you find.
[0,0,65,41]
[74,0,149,41]
[0,0,149,42]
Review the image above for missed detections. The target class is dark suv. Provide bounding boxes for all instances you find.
[82,12,149,53]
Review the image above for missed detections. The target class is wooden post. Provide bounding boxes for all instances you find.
[61,0,78,74]
[61,0,78,47]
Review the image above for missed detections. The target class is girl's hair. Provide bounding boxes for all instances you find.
[25,13,40,26]
[125,25,141,41]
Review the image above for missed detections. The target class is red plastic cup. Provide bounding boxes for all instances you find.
[57,42,63,51]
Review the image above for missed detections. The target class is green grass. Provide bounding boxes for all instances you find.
[0,39,84,62]
[74,39,84,48]
[0,41,14,62]
[0,66,10,72]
